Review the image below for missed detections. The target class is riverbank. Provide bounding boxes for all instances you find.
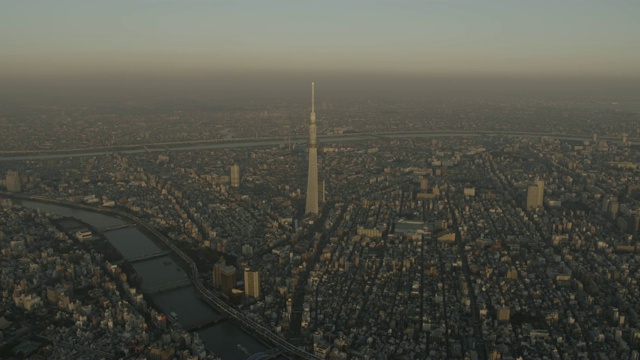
[2,193,302,358]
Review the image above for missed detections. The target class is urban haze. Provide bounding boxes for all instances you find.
[1,1,640,360]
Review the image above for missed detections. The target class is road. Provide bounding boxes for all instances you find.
[448,200,487,360]
[288,203,343,344]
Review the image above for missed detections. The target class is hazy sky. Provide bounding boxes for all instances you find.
[2,0,640,80]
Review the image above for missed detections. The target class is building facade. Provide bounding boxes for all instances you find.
[6,171,21,192]
[243,268,260,298]
[230,164,240,188]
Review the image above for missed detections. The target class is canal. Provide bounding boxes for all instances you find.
[18,200,269,359]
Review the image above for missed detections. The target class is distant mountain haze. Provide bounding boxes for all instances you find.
[1,1,639,100]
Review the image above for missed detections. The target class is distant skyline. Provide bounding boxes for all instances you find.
[2,0,640,80]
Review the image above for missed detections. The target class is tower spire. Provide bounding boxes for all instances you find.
[305,82,319,215]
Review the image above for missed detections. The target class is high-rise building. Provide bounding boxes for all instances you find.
[498,307,510,322]
[230,164,240,188]
[220,265,237,295]
[212,259,226,287]
[526,180,544,210]
[526,184,540,210]
[305,82,319,215]
[318,180,327,204]
[243,268,260,298]
[6,171,21,192]
[535,179,544,206]
[608,200,620,220]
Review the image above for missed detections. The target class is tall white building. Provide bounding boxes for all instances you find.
[244,268,260,298]
[230,164,240,188]
[305,82,319,215]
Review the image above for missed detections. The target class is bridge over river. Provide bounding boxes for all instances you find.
[185,312,229,331]
[128,250,170,263]
[143,278,192,294]
[98,223,135,232]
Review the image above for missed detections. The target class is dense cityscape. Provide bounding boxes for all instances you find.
[3,1,640,359]
[1,93,640,359]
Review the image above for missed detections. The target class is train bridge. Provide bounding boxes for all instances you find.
[128,251,170,263]
[98,223,134,232]
[185,312,229,331]
[143,278,191,294]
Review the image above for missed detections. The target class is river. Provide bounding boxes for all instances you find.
[4,131,631,162]
[18,200,269,359]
